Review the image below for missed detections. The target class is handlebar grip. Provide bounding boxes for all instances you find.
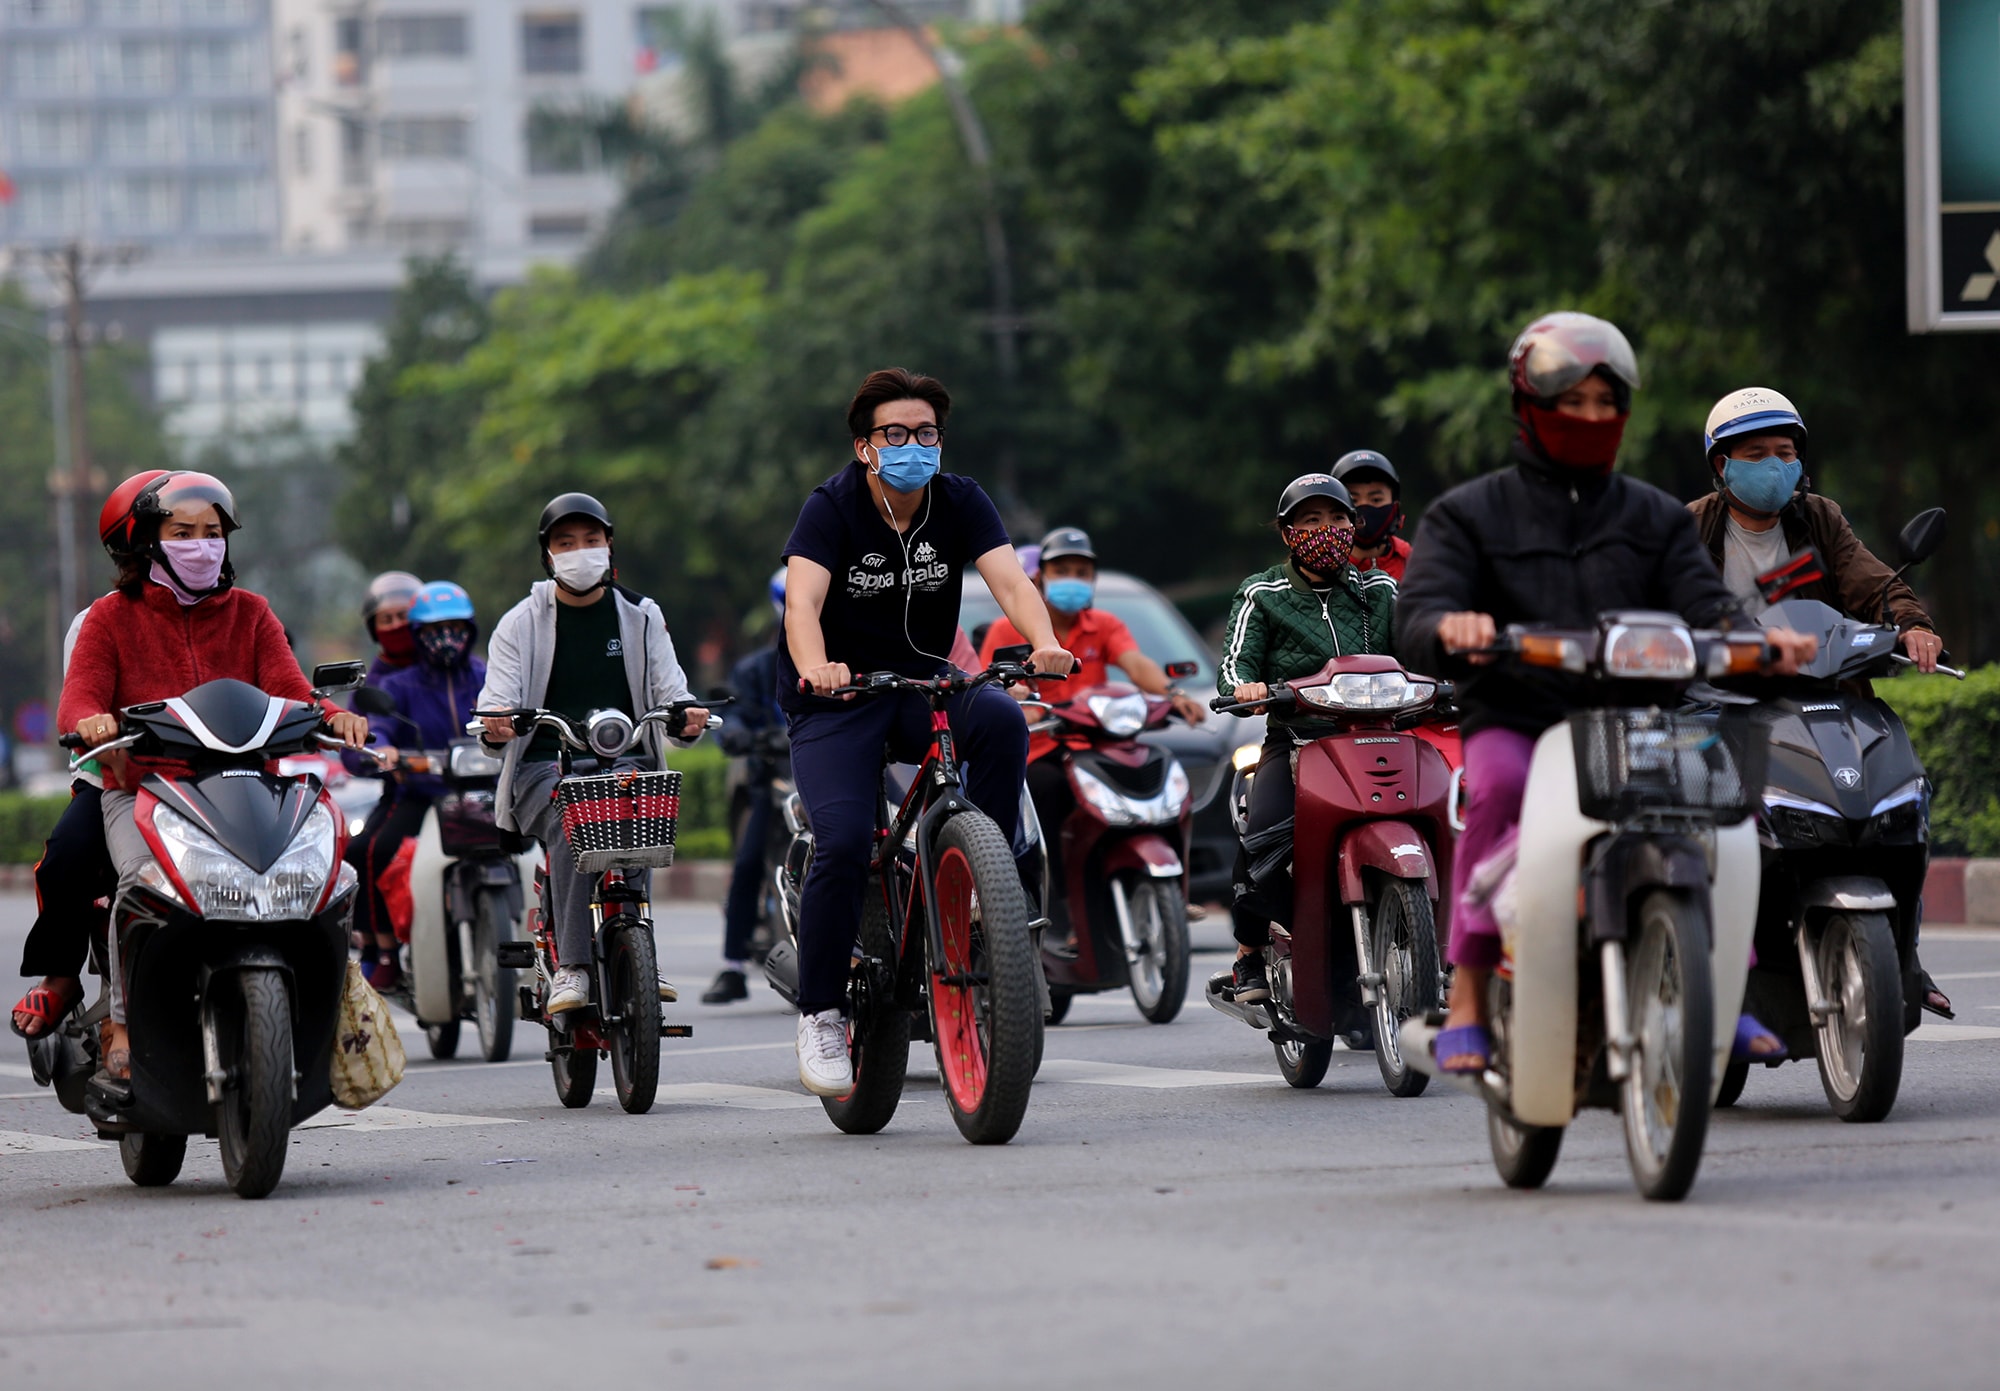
[1025,667,1070,682]
[58,733,84,750]
[1208,697,1230,712]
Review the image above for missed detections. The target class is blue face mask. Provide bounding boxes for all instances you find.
[1721,455,1803,515]
[1044,579,1094,615]
[872,443,940,493]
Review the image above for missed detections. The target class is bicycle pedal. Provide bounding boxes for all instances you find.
[664,1023,694,1038]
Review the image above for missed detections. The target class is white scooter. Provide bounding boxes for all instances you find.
[1403,613,1772,1201]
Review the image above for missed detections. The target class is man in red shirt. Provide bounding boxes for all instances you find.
[1333,450,1411,583]
[978,528,1205,928]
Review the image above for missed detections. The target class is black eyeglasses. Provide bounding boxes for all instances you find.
[867,424,945,448]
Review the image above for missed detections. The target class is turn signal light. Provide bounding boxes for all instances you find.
[1517,634,1587,673]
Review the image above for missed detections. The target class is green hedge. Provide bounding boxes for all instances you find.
[1882,665,2000,857]
[0,745,738,868]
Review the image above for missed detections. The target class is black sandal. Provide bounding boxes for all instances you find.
[1918,968,1954,1020]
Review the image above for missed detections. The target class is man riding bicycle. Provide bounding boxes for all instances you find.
[781,367,1074,1097]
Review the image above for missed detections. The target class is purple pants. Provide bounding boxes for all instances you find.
[1448,726,1538,969]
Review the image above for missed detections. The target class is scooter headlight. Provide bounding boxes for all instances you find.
[1086,692,1150,737]
[153,803,337,922]
[1602,622,1697,680]
[1862,778,1927,846]
[1295,671,1436,713]
[1072,761,1189,826]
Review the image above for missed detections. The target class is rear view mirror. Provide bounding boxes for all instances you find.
[1165,660,1200,679]
[312,661,367,694]
[1897,508,1946,567]
[993,643,1032,665]
[352,686,397,716]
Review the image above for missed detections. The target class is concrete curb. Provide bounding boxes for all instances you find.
[0,860,734,903]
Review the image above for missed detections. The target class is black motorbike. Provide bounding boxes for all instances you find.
[726,724,793,962]
[34,663,369,1198]
[1705,509,1959,1121]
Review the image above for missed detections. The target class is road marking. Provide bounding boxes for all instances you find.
[0,1063,38,1079]
[598,1082,820,1110]
[297,1105,522,1132]
[1909,1021,2000,1043]
[1,1129,99,1155]
[403,1039,797,1073]
[1037,1058,1269,1089]
[1932,970,2000,981]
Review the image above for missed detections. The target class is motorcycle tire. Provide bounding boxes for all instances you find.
[1811,910,1903,1123]
[1124,877,1190,1025]
[1369,878,1439,1098]
[426,1020,460,1060]
[1715,1059,1750,1109]
[1273,1036,1333,1089]
[551,1042,596,1108]
[928,811,1038,1145]
[1487,1103,1563,1189]
[608,919,661,1115]
[120,1132,186,1187]
[215,970,293,1200]
[474,889,516,1064]
[1620,890,1714,1202]
[822,879,911,1135]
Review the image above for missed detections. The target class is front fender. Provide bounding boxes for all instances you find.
[1336,820,1435,904]
[1101,834,1183,881]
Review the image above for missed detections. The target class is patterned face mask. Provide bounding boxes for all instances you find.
[1283,521,1356,576]
[416,622,472,669]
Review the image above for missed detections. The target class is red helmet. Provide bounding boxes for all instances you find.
[99,469,172,557]
[1507,312,1640,406]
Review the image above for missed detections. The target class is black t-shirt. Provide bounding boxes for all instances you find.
[778,461,1009,714]
[527,593,633,760]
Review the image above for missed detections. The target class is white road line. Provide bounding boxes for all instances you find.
[600,1082,820,1110]
[1037,1058,1270,1089]
[1909,1021,2000,1043]
[1,1129,99,1155]
[0,1063,39,1079]
[1932,970,2000,981]
[296,1105,522,1132]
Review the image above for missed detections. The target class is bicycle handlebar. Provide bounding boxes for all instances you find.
[800,660,1069,701]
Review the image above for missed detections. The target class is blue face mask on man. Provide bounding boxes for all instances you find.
[872,443,940,493]
[1721,455,1803,515]
[1044,579,1094,615]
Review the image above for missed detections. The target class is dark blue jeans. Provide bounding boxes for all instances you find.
[722,772,775,963]
[788,684,1028,1015]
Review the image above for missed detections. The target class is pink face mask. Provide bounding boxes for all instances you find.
[151,538,228,605]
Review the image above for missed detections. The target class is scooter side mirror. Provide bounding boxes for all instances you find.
[1897,508,1946,567]
[992,643,1032,666]
[312,660,368,694]
[1164,660,1200,679]
[353,687,397,717]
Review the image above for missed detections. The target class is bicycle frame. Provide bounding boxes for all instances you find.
[873,705,981,1001]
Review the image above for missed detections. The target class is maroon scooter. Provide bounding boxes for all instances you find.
[1029,681,1196,1025]
[1207,654,1456,1095]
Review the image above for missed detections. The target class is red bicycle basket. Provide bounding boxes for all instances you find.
[554,769,682,874]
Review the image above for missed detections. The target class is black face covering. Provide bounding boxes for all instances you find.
[1353,501,1401,548]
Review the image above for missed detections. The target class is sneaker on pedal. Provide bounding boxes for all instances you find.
[701,969,748,1004]
[796,1008,853,1096]
[1229,953,1271,1004]
[547,966,590,1014]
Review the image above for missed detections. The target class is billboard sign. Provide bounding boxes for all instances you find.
[1907,0,2000,331]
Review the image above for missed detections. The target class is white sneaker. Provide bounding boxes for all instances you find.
[657,973,678,1003]
[796,1009,853,1097]
[547,966,591,1014]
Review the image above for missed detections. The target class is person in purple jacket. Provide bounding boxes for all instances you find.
[345,581,487,988]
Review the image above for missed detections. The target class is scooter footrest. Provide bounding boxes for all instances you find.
[516,986,538,1022]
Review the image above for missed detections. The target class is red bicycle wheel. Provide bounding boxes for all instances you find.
[931,844,988,1113]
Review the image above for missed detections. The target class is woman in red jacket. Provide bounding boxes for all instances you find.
[61,471,367,1097]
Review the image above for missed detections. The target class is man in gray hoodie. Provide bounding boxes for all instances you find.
[476,492,708,1013]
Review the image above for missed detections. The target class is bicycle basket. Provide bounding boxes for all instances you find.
[1569,708,1765,824]
[554,769,682,874]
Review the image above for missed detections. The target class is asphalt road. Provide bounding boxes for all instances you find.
[4,891,1999,1389]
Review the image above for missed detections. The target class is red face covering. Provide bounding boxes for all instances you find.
[374,622,417,664]
[1520,400,1628,475]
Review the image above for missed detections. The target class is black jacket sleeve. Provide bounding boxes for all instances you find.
[1395,491,1484,677]
[1654,502,1745,630]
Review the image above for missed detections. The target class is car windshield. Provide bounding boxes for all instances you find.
[960,573,1215,688]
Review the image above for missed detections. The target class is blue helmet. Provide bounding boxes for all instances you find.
[768,567,787,609]
[409,580,475,627]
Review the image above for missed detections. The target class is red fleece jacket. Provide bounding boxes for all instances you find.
[61,585,320,786]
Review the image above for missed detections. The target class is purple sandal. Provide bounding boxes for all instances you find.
[1731,1013,1787,1064]
[1434,1023,1492,1075]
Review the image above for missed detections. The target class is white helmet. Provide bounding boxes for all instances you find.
[1704,387,1807,457]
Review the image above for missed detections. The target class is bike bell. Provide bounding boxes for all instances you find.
[585,708,636,759]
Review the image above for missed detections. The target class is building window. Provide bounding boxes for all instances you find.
[104,107,175,161]
[8,41,85,95]
[521,12,582,74]
[334,16,366,86]
[183,0,255,21]
[525,113,593,174]
[187,107,262,160]
[379,117,469,161]
[13,176,85,235]
[339,118,370,186]
[186,37,256,92]
[379,14,469,58]
[102,174,179,232]
[529,213,590,242]
[18,108,90,162]
[190,174,260,231]
[100,38,173,91]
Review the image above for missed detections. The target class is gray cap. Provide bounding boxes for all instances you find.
[1038,527,1097,564]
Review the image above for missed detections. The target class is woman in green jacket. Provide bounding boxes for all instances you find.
[1218,472,1399,1003]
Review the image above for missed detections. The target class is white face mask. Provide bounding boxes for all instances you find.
[550,546,611,594]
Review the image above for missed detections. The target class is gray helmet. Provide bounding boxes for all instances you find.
[1038,526,1096,564]
[1331,450,1399,498]
[362,570,422,626]
[1275,473,1355,523]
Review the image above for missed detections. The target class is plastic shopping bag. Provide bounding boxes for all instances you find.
[331,961,405,1109]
